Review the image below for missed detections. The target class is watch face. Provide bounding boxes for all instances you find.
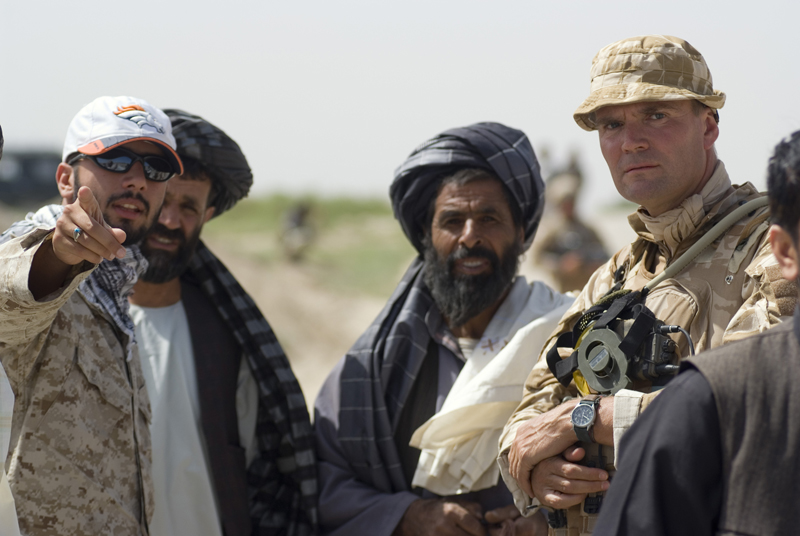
[572,404,595,427]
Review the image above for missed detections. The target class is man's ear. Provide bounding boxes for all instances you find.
[769,224,800,281]
[55,163,75,202]
[203,205,215,224]
[702,108,720,151]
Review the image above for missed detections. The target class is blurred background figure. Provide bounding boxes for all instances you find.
[280,201,315,262]
[532,155,608,293]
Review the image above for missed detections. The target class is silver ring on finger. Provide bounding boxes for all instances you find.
[73,227,83,242]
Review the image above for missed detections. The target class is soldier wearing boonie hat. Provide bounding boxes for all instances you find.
[573,35,725,131]
[499,35,796,535]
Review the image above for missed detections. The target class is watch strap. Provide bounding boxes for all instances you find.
[574,395,601,443]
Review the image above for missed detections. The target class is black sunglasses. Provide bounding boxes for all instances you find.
[68,146,176,182]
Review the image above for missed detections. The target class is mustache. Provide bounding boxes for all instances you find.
[106,191,150,216]
[145,222,186,245]
[446,245,499,272]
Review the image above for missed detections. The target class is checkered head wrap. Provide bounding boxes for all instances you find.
[390,122,545,254]
[164,109,253,217]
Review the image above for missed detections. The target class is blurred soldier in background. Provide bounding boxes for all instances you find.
[315,122,573,536]
[533,158,608,293]
[280,201,315,262]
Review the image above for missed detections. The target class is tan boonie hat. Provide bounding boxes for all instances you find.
[574,35,726,131]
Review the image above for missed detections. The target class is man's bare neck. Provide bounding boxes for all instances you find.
[130,277,181,308]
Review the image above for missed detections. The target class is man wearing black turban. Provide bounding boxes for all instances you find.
[314,122,572,535]
[129,110,318,536]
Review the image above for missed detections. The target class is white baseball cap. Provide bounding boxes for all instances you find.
[62,96,183,174]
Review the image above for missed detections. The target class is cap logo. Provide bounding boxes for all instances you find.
[114,104,165,134]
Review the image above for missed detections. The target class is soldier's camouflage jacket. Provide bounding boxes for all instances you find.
[0,229,153,536]
[499,162,797,535]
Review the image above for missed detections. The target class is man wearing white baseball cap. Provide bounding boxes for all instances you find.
[0,96,182,535]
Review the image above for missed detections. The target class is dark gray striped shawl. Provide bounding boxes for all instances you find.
[184,241,318,535]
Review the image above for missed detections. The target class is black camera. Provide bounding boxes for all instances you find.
[548,290,690,395]
[575,314,681,394]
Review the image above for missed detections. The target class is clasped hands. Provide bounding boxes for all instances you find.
[394,498,547,536]
[507,399,611,510]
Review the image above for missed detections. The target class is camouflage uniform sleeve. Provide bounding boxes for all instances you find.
[638,230,796,414]
[499,253,623,452]
[0,228,93,389]
[497,255,622,513]
[722,231,797,343]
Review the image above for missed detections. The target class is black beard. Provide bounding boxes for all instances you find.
[139,222,202,284]
[422,236,521,328]
[73,170,152,246]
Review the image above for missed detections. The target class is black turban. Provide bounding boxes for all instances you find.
[390,122,545,254]
[163,109,253,217]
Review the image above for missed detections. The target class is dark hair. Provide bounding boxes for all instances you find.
[425,168,523,234]
[767,130,800,242]
[179,155,220,211]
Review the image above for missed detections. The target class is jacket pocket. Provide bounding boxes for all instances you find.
[75,343,133,413]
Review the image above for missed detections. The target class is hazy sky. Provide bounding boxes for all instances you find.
[3,0,799,213]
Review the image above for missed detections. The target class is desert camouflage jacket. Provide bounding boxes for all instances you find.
[499,162,797,528]
[0,230,153,536]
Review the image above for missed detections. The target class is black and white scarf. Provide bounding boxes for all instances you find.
[0,205,144,361]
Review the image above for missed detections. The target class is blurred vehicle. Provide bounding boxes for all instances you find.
[0,150,61,206]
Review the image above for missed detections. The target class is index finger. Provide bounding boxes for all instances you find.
[559,460,609,482]
[484,504,520,524]
[76,186,106,226]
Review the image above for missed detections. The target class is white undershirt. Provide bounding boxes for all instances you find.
[130,302,259,536]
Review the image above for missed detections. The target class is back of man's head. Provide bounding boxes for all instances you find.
[573,35,726,131]
[768,131,800,242]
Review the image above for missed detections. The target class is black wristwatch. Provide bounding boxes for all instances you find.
[571,394,601,443]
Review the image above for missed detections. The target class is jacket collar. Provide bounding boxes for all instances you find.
[627,161,758,255]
